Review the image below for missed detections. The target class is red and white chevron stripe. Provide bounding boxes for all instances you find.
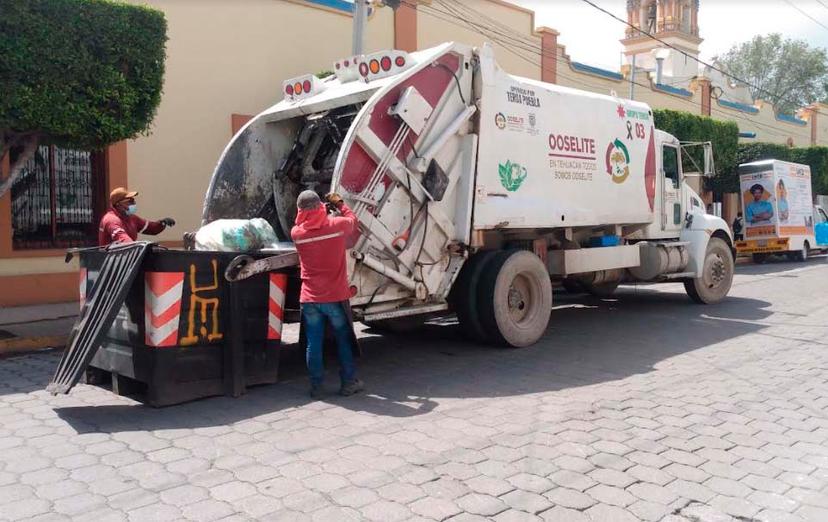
[268,273,288,341]
[145,272,185,347]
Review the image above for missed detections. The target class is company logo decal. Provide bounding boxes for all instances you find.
[605,139,631,184]
[495,112,506,129]
[498,160,528,192]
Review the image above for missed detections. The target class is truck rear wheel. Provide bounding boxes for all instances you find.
[752,253,768,264]
[478,250,553,348]
[684,237,734,304]
[795,242,809,262]
[452,251,497,342]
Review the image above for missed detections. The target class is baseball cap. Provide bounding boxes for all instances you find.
[110,187,138,206]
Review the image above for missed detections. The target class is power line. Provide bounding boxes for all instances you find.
[783,0,828,31]
[407,0,805,141]
[817,0,828,11]
[422,0,786,136]
[578,0,820,115]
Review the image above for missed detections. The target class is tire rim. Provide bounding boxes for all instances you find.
[706,252,727,290]
[507,273,534,324]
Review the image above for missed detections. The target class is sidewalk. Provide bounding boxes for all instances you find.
[0,302,76,356]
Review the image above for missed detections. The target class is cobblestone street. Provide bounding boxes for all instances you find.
[2,258,828,521]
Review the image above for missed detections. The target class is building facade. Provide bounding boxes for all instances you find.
[1,0,825,306]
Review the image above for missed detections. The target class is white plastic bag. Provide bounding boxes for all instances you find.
[194,218,279,252]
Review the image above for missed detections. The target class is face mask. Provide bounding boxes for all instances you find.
[126,204,137,215]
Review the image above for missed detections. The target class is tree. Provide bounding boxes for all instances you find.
[0,0,167,198]
[653,109,740,193]
[713,34,828,115]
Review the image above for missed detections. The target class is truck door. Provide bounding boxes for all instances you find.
[661,144,682,233]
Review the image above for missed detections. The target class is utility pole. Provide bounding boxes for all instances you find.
[629,54,636,100]
[352,0,368,55]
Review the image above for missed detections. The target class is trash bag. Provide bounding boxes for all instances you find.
[194,218,280,252]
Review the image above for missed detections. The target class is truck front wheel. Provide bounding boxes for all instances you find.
[478,250,553,348]
[684,237,734,304]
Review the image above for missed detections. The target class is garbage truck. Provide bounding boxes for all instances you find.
[736,159,825,262]
[202,41,735,348]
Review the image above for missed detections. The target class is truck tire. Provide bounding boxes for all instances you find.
[684,237,734,305]
[478,250,553,348]
[752,253,768,264]
[452,251,497,342]
[795,242,809,262]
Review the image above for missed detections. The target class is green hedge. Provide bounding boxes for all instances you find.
[738,143,828,196]
[653,109,740,193]
[0,0,167,150]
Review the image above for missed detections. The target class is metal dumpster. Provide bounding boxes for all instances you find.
[72,247,300,407]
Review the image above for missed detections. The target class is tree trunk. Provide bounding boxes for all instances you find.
[0,135,39,199]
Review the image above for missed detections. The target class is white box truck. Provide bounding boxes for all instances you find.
[203,42,735,347]
[736,159,818,262]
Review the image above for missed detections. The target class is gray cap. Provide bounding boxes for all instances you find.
[296,190,322,210]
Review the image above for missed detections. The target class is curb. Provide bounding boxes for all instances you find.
[0,336,66,357]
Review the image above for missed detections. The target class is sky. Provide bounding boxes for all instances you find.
[510,0,828,71]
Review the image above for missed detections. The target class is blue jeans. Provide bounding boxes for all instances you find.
[301,302,356,388]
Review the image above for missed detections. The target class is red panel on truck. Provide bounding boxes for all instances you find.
[340,53,461,195]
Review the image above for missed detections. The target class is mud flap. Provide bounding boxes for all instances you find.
[47,242,153,395]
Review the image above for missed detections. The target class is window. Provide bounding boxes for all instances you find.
[818,208,828,224]
[662,146,680,189]
[11,145,104,249]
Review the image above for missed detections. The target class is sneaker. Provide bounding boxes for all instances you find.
[339,379,364,396]
[310,386,324,400]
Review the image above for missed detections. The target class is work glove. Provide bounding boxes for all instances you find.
[160,217,176,227]
[325,192,345,209]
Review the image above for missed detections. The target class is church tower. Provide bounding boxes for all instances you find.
[621,0,703,84]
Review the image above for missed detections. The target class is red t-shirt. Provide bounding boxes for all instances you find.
[291,204,358,303]
[98,208,165,246]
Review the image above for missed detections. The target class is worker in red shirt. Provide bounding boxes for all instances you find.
[291,190,362,399]
[98,187,175,246]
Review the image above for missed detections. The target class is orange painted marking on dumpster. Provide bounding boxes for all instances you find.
[268,273,288,341]
[145,272,185,347]
[180,260,224,346]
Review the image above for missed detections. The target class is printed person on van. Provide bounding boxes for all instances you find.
[98,187,175,246]
[291,190,364,400]
[746,184,774,225]
[776,179,790,222]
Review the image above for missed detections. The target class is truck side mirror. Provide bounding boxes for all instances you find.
[703,142,715,177]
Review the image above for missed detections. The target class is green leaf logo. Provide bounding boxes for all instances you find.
[498,160,527,191]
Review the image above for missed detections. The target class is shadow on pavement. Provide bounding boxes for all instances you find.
[54,288,774,432]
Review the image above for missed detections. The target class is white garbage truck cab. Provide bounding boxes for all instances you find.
[203,42,734,348]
